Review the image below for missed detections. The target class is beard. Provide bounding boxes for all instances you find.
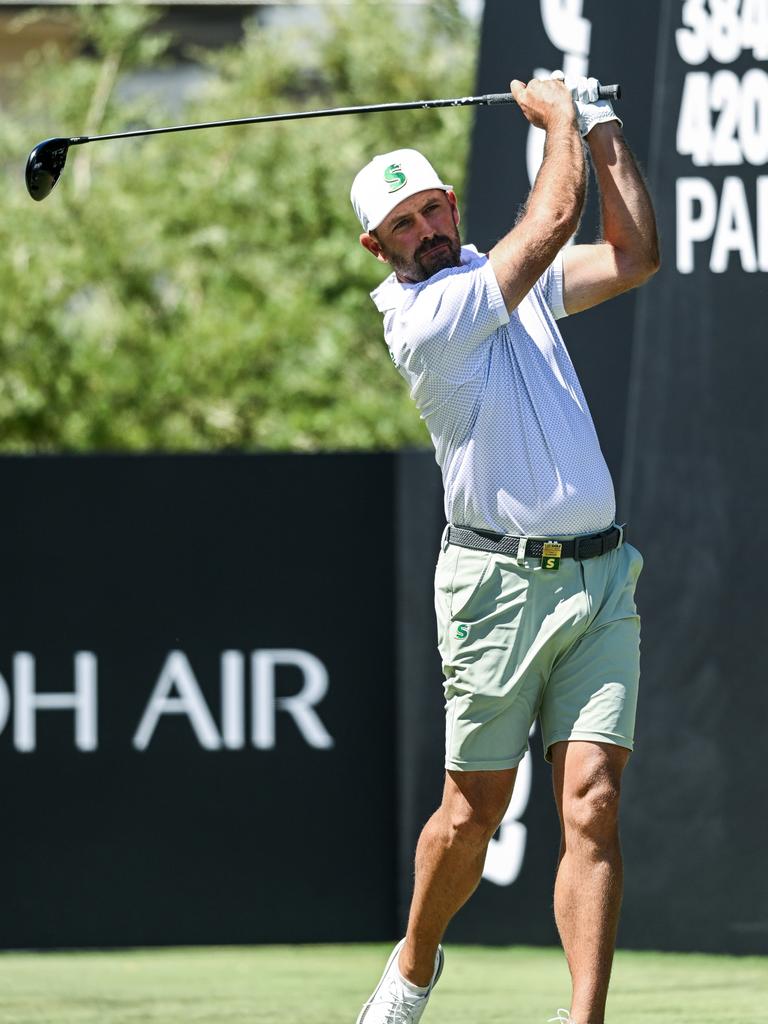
[387,228,462,283]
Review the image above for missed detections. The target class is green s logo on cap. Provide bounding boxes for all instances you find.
[384,163,407,193]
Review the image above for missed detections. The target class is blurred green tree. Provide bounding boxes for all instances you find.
[0,1,479,451]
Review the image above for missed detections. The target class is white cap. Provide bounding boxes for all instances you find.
[350,148,452,233]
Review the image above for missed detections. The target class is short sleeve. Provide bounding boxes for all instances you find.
[385,257,510,374]
[537,252,568,320]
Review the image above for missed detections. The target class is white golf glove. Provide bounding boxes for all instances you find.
[550,70,622,138]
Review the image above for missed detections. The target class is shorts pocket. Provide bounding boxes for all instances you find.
[448,548,494,622]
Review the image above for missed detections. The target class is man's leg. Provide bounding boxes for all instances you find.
[398,767,517,986]
[551,740,630,1024]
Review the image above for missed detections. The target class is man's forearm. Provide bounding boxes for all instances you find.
[587,124,660,275]
[489,118,585,312]
[527,121,587,245]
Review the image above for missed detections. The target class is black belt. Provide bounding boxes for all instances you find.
[446,523,625,561]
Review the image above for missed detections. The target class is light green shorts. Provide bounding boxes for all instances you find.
[435,532,643,770]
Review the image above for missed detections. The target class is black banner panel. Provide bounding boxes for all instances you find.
[0,454,398,947]
[454,0,768,955]
[1,445,766,953]
[620,0,768,954]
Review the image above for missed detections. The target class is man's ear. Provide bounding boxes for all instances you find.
[360,232,390,264]
[447,190,460,227]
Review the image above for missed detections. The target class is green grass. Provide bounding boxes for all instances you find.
[0,944,764,1023]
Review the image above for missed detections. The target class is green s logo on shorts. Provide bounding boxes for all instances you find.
[456,623,469,640]
[384,163,407,192]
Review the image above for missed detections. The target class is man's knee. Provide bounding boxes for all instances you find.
[562,770,623,848]
[442,768,516,849]
[446,800,506,848]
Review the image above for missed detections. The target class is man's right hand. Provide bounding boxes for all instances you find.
[509,78,577,133]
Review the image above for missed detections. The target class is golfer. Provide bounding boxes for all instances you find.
[350,74,659,1024]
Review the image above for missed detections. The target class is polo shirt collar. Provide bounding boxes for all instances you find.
[370,244,484,313]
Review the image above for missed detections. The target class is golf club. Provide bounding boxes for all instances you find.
[25,84,621,202]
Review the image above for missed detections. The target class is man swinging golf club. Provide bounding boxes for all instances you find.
[350,72,659,1024]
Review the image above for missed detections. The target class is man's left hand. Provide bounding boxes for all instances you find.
[550,70,623,138]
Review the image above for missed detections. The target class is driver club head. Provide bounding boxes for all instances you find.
[25,137,71,201]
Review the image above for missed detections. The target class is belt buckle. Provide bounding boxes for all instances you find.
[541,541,562,571]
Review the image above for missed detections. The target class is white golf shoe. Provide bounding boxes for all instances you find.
[356,938,444,1024]
[548,1011,576,1023]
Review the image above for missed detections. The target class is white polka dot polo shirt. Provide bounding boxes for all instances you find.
[371,244,616,538]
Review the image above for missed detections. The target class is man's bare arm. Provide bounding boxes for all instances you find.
[562,123,660,315]
[489,78,586,314]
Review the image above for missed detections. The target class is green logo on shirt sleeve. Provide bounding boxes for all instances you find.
[384,163,407,193]
[456,623,469,640]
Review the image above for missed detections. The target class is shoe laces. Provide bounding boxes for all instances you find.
[360,997,421,1024]
[384,1005,419,1024]
[363,983,426,1024]
[548,1012,576,1024]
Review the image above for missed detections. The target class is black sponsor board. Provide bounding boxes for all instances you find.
[445,0,768,954]
[620,0,768,954]
[0,454,397,948]
[1,444,766,953]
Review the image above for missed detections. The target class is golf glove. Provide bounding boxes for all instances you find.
[550,70,622,138]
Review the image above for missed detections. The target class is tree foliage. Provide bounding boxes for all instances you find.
[0,2,478,451]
